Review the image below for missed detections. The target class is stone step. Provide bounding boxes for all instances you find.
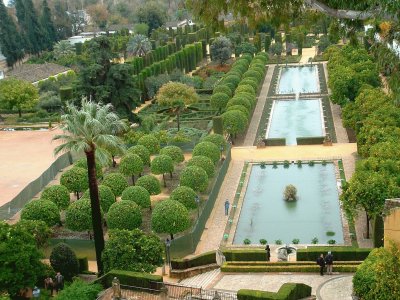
[179,268,221,289]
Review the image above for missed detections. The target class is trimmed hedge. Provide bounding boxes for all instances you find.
[78,257,89,273]
[237,283,311,300]
[297,247,372,261]
[296,136,325,145]
[171,251,216,270]
[265,138,286,146]
[95,269,163,289]
[221,264,358,273]
[224,250,266,261]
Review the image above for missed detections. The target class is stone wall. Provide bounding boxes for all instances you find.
[384,198,400,248]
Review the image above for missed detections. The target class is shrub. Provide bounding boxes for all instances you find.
[82,185,115,213]
[102,173,129,197]
[223,75,241,87]
[275,239,282,245]
[180,166,209,192]
[311,237,319,244]
[151,199,190,239]
[210,92,230,111]
[283,160,290,168]
[96,270,163,289]
[297,247,372,261]
[193,142,221,165]
[65,198,103,232]
[127,145,151,166]
[259,239,267,245]
[15,220,52,247]
[226,97,252,111]
[107,201,142,230]
[21,199,60,227]
[213,116,224,134]
[121,186,151,208]
[326,231,335,236]
[328,239,336,244]
[56,279,102,300]
[171,251,216,270]
[60,167,89,197]
[156,82,199,107]
[234,92,256,107]
[308,161,315,166]
[187,155,215,178]
[201,133,227,150]
[222,110,248,135]
[119,154,144,184]
[214,85,233,97]
[169,186,197,209]
[235,84,256,95]
[237,283,311,300]
[50,243,79,281]
[243,238,251,245]
[102,229,164,273]
[78,257,88,273]
[160,146,184,164]
[41,185,70,210]
[137,134,160,154]
[151,155,174,187]
[210,36,233,65]
[243,69,262,82]
[74,158,103,178]
[226,105,250,118]
[239,78,258,91]
[136,175,161,195]
[292,239,300,244]
[283,184,297,201]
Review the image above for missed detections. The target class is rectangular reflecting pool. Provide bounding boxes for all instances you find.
[266,99,324,145]
[277,66,319,94]
[233,163,344,245]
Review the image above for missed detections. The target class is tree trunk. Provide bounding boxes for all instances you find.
[366,211,370,239]
[18,108,22,117]
[112,155,116,167]
[169,171,173,179]
[162,174,166,187]
[85,149,105,275]
[131,175,135,185]
[176,110,180,131]
[170,233,174,240]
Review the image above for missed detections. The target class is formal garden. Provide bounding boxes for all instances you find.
[1,0,400,299]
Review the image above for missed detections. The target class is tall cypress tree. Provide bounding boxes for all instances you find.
[0,0,24,66]
[15,0,46,54]
[40,0,57,49]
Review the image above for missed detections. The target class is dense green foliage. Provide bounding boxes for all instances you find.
[95,270,163,289]
[353,244,400,300]
[137,134,161,154]
[151,199,191,238]
[50,243,79,281]
[136,175,161,195]
[65,199,103,232]
[210,36,233,65]
[121,186,151,209]
[170,186,198,210]
[56,279,103,300]
[74,158,103,179]
[41,185,70,210]
[192,141,221,165]
[119,154,144,184]
[187,155,215,178]
[159,146,185,164]
[128,145,151,166]
[60,167,89,196]
[107,201,142,230]
[222,110,248,135]
[102,173,129,197]
[297,247,372,261]
[237,283,312,300]
[102,229,164,273]
[21,199,60,227]
[201,134,227,150]
[82,185,116,213]
[14,220,52,248]
[180,165,209,192]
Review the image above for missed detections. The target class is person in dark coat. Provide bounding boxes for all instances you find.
[265,245,271,261]
[325,251,334,275]
[316,254,325,276]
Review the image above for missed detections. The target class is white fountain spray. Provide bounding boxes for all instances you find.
[295,92,300,101]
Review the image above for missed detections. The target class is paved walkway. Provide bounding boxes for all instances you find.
[300,47,317,64]
[243,65,275,146]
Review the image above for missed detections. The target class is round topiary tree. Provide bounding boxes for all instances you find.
[41,185,70,211]
[201,134,228,150]
[101,173,129,197]
[234,92,256,107]
[213,85,233,97]
[151,155,174,187]
[235,84,256,95]
[226,104,250,118]
[210,36,233,65]
[50,243,79,281]
[226,97,252,111]
[210,92,230,112]
[160,146,184,164]
[192,141,220,165]
[151,199,190,239]
[136,175,161,195]
[65,198,103,232]
[74,158,103,179]
[82,185,115,213]
[223,74,241,87]
[283,184,297,201]
[137,134,160,155]
[222,110,248,138]
[170,186,197,209]
[106,201,142,230]
[121,186,151,209]
[21,199,60,227]
[119,154,144,185]
[187,156,215,178]
[127,145,151,166]
[239,78,259,90]
[60,167,89,199]
[180,166,209,192]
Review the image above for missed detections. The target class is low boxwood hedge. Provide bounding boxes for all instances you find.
[296,136,325,145]
[223,249,266,261]
[297,247,372,261]
[95,269,163,289]
[265,138,286,146]
[237,283,311,300]
[221,264,358,273]
[171,251,217,270]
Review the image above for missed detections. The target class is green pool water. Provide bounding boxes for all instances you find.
[233,163,344,245]
[277,66,320,94]
[266,99,324,145]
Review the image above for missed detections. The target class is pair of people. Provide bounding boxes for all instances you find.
[45,272,64,296]
[316,252,334,275]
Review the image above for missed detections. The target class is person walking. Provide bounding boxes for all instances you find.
[54,272,64,293]
[44,276,54,296]
[32,286,40,299]
[325,251,334,275]
[265,244,271,262]
[316,254,325,276]
[224,200,230,216]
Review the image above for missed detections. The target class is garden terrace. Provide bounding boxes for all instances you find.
[5,63,71,84]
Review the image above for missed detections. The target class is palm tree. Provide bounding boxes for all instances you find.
[53,100,127,274]
[53,40,75,59]
[127,34,152,57]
